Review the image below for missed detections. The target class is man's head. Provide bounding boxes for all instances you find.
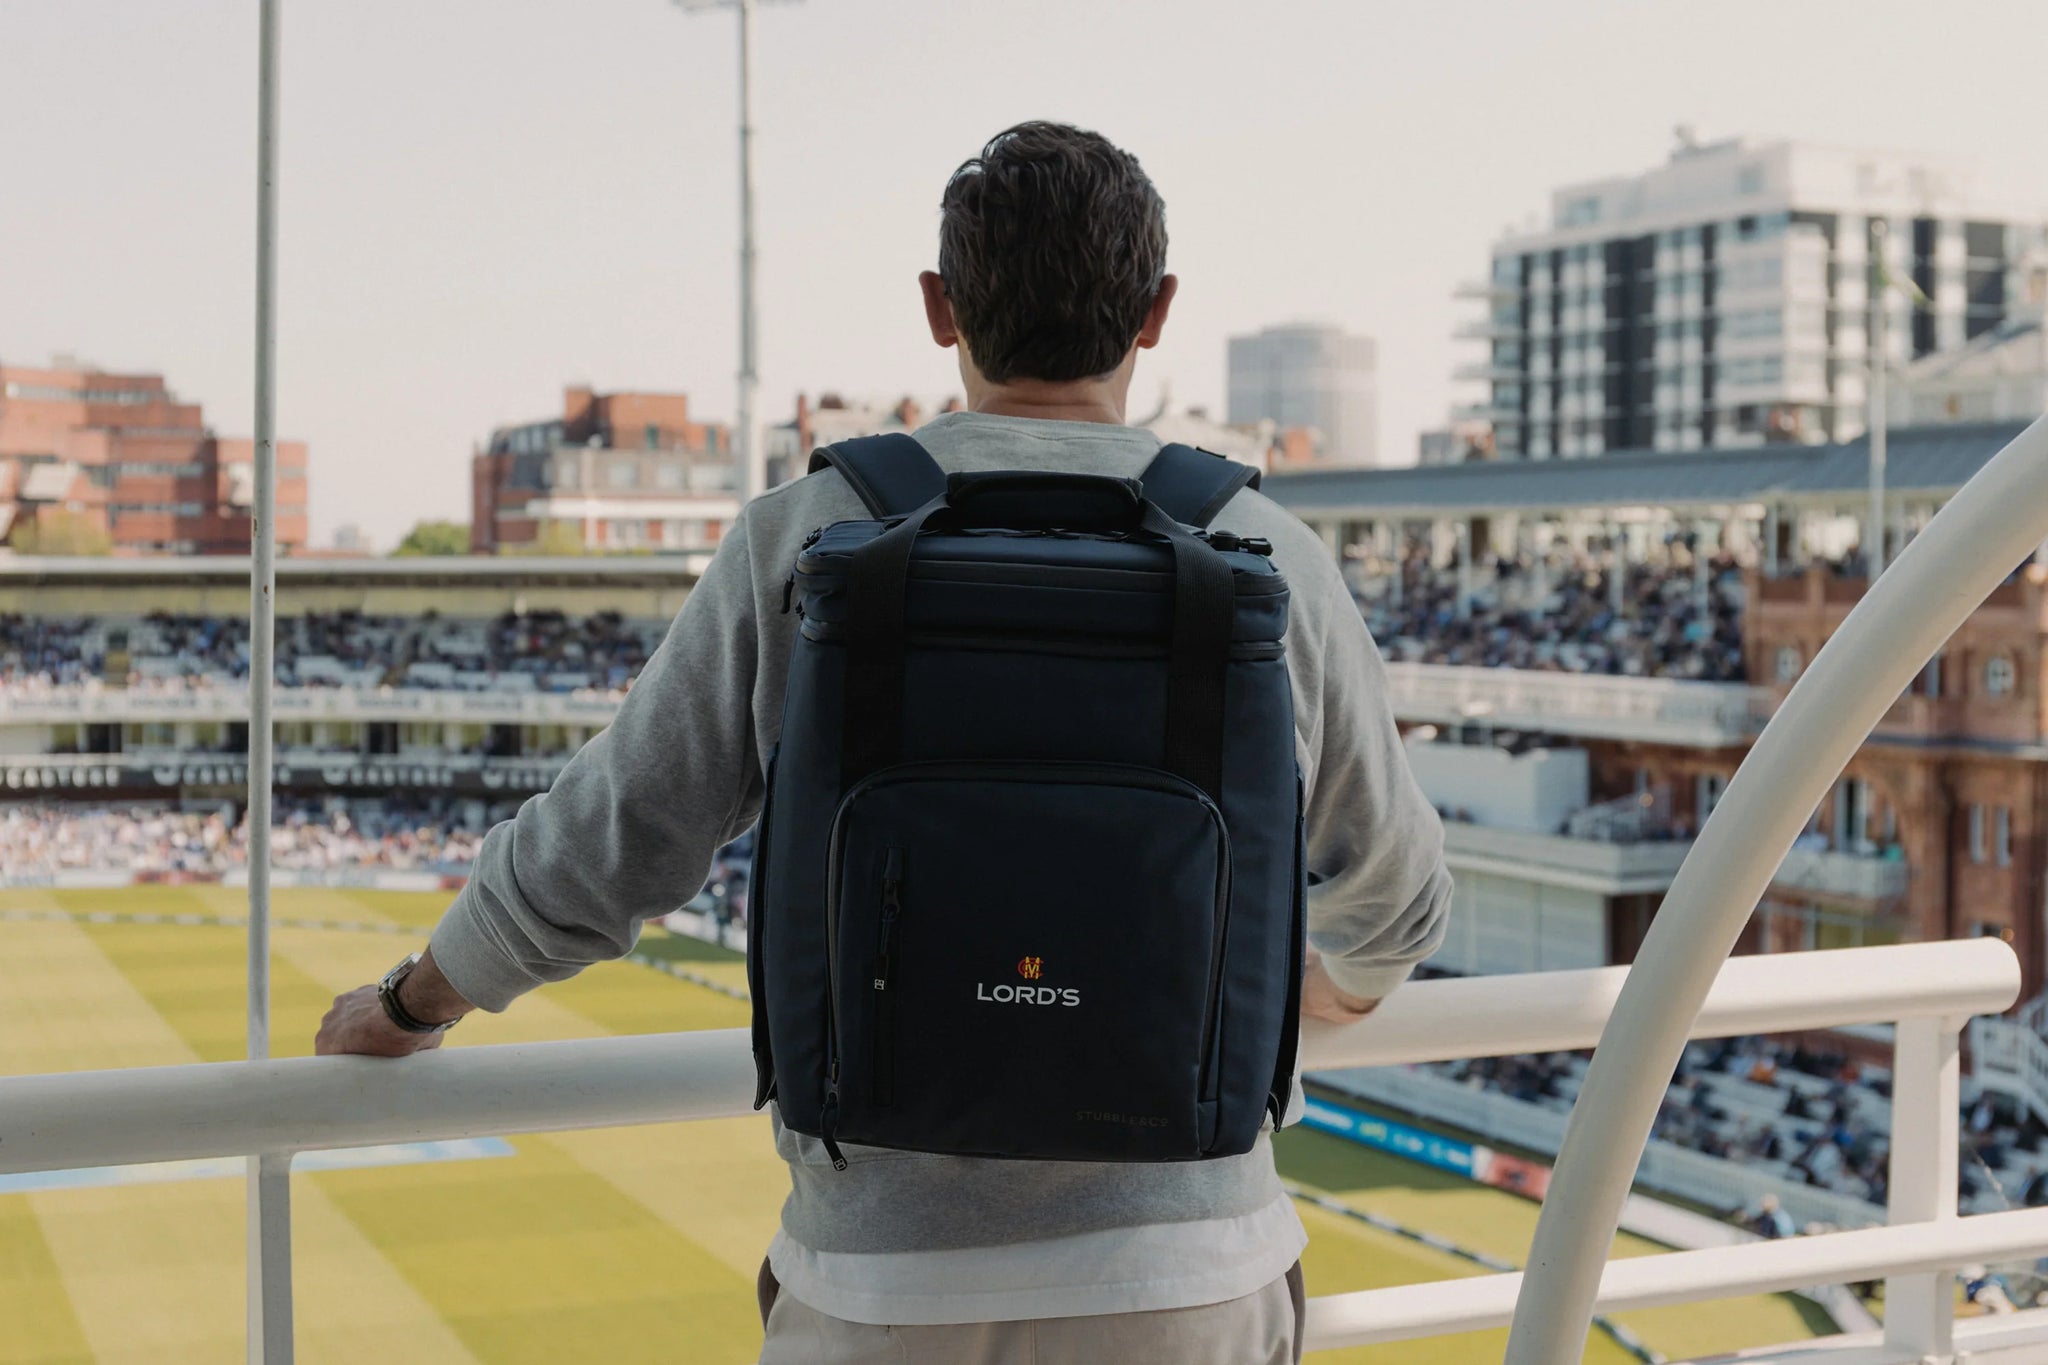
[921,122,1175,410]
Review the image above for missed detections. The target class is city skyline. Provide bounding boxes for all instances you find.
[7,0,2048,547]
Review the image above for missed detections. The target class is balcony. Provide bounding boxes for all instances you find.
[1440,819,1693,894]
[1384,662,1762,747]
[0,748,572,797]
[1771,846,1911,903]
[0,683,627,726]
[0,940,2029,1363]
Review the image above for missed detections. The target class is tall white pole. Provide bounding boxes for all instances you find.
[734,0,760,504]
[1868,219,1890,579]
[246,1,292,1359]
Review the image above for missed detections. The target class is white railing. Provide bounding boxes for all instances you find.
[0,939,2031,1362]
[1439,819,1694,892]
[0,684,627,725]
[1382,661,1762,747]
[1771,846,1911,902]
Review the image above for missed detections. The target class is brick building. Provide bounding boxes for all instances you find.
[471,386,736,554]
[0,361,308,555]
[1740,565,2048,982]
[1273,420,2048,1004]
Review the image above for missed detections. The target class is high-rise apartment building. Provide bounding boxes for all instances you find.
[1227,323,1379,465]
[1461,135,2048,458]
[0,360,308,555]
[470,386,735,553]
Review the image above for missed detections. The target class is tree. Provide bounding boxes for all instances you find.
[10,509,112,556]
[391,519,471,557]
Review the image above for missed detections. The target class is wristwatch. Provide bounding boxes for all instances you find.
[378,953,459,1035]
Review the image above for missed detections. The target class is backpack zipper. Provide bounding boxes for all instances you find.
[871,848,905,1106]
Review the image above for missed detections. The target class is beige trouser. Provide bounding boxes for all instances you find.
[756,1258,1306,1365]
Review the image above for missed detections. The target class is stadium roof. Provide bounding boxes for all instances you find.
[1263,420,2034,518]
[0,555,703,588]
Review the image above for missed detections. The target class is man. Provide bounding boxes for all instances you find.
[317,120,1452,1364]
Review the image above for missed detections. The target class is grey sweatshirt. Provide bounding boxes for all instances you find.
[429,409,1452,1254]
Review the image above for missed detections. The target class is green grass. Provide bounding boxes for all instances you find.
[0,887,1835,1363]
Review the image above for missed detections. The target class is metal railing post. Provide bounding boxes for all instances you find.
[246,0,293,1360]
[1886,1015,1961,1360]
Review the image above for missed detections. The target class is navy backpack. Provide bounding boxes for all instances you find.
[747,434,1305,1167]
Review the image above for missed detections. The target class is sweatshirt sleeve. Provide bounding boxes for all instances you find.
[428,512,766,1012]
[1300,572,1453,1002]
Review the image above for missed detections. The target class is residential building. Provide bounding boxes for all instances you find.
[1891,319,2048,426]
[0,360,308,554]
[470,386,735,554]
[1227,322,1379,464]
[1417,422,1496,466]
[1459,133,2048,459]
[763,394,948,487]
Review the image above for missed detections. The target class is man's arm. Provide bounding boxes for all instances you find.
[1297,570,1453,1021]
[315,511,768,1054]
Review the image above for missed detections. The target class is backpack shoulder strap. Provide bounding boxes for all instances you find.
[807,433,946,517]
[1139,443,1262,528]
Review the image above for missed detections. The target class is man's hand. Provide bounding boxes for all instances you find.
[315,947,475,1057]
[314,985,447,1058]
[1301,949,1381,1024]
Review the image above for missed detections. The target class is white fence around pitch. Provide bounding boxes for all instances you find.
[1381,661,1761,747]
[0,939,2036,1363]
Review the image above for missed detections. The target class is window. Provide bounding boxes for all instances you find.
[1775,644,1802,682]
[1696,773,1728,820]
[1970,803,1987,864]
[1997,807,2013,867]
[655,462,686,490]
[1920,651,1944,698]
[1737,165,1765,195]
[1561,195,1602,227]
[606,462,638,491]
[1985,655,2016,697]
[644,423,661,451]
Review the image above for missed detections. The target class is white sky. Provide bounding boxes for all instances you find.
[5,0,2047,549]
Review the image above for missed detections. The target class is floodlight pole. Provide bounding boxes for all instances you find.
[246,0,292,1360]
[1869,219,1890,578]
[676,0,767,505]
[734,0,760,504]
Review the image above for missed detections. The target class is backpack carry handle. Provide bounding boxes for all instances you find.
[942,471,1146,534]
[840,491,1235,799]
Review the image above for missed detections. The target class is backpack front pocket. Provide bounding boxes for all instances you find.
[823,761,1231,1162]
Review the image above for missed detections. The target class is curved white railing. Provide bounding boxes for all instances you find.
[1506,415,2048,1365]
[0,939,2030,1360]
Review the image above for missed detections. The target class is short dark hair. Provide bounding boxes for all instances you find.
[937,122,1168,384]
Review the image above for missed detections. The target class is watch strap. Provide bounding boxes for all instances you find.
[378,955,456,1034]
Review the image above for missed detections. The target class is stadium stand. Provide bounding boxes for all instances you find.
[1,609,668,698]
[1348,547,1748,681]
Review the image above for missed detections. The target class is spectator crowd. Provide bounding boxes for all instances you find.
[1423,1018,2048,1219]
[0,609,668,700]
[0,799,497,876]
[1348,544,1747,682]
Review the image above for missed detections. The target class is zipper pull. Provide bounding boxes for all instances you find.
[781,574,796,614]
[819,1090,848,1171]
[874,849,904,991]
